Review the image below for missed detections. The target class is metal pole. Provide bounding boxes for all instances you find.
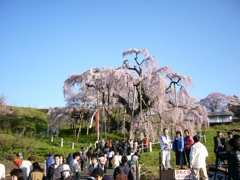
[159,151,162,180]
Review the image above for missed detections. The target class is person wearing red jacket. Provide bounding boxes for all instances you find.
[184,129,194,167]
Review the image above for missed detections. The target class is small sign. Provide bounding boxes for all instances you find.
[174,170,193,180]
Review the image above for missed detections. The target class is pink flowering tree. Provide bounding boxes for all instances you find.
[199,92,228,112]
[48,48,209,140]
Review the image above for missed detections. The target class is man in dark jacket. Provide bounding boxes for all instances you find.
[214,131,224,168]
[113,155,133,180]
[47,154,63,180]
[217,135,240,180]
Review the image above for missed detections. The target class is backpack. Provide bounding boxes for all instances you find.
[87,150,92,157]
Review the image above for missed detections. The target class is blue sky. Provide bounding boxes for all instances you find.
[0,0,240,108]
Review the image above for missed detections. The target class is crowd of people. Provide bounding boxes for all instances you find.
[160,128,240,180]
[6,138,143,180]
[2,130,239,180]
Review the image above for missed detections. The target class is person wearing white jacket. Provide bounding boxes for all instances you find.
[190,135,208,180]
[160,128,173,170]
[19,156,35,180]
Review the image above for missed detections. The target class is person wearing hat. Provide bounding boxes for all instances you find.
[87,168,103,180]
[13,152,24,168]
[70,152,81,180]
[58,164,73,180]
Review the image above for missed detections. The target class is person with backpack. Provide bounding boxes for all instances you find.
[86,147,93,166]
[113,155,133,180]
[87,155,103,175]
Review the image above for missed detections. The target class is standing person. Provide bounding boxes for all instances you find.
[184,129,194,167]
[160,128,172,170]
[59,154,64,165]
[86,147,93,166]
[114,166,128,180]
[87,168,104,180]
[107,149,114,168]
[58,164,74,180]
[46,153,54,173]
[225,131,233,152]
[0,163,5,179]
[133,140,138,153]
[113,155,133,180]
[98,153,107,173]
[66,153,73,167]
[81,147,87,170]
[142,137,149,152]
[79,152,85,171]
[19,156,35,180]
[217,135,240,180]
[172,131,186,169]
[70,152,81,180]
[28,162,44,180]
[10,169,24,180]
[111,152,120,169]
[87,155,103,175]
[189,135,208,180]
[13,152,24,168]
[214,131,224,169]
[47,154,63,180]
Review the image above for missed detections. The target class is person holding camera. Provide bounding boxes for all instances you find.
[160,128,172,170]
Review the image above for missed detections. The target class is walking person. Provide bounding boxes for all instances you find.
[10,169,24,180]
[190,135,208,180]
[19,156,35,180]
[160,128,172,170]
[28,162,44,180]
[70,152,81,180]
[184,129,194,167]
[47,154,63,180]
[87,155,103,175]
[58,164,74,180]
[113,155,133,180]
[172,131,186,169]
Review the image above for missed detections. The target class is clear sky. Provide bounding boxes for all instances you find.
[1,0,240,108]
